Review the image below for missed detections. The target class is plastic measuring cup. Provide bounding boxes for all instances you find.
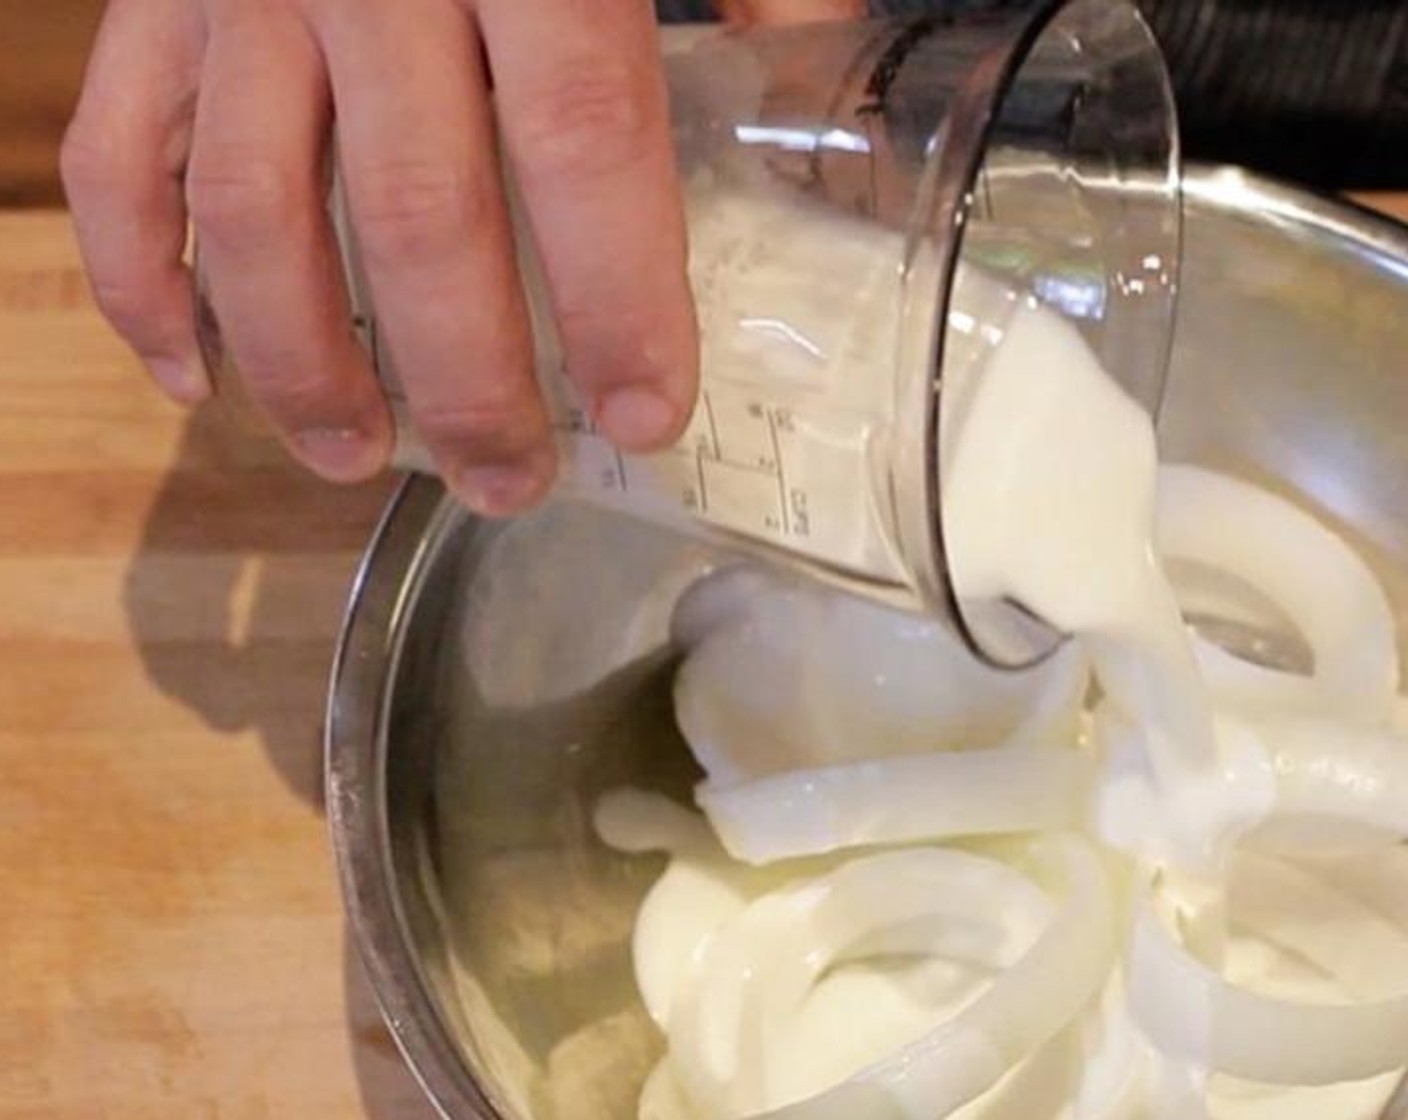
[201,0,1180,666]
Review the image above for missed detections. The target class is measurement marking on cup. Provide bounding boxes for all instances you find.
[695,449,710,513]
[767,407,791,535]
[548,384,812,540]
[703,392,723,460]
[791,487,811,537]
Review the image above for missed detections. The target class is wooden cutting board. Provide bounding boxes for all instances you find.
[1351,193,1408,225]
[1,196,1405,1119]
[0,211,434,1120]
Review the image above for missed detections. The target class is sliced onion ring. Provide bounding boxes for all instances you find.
[1244,715,1408,840]
[666,844,1058,1118]
[1229,853,1408,998]
[665,835,1113,1120]
[763,836,1113,1120]
[1128,856,1408,1085]
[697,745,1092,864]
[1157,464,1399,719]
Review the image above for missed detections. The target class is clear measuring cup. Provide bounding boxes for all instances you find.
[202,0,1180,666]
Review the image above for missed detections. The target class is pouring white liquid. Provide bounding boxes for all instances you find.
[940,290,1274,864]
[581,275,1408,1119]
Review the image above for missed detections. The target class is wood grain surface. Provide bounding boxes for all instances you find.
[2,198,1405,1118]
[1352,193,1408,226]
[0,0,101,206]
[0,211,435,1120]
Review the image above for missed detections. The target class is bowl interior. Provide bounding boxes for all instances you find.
[358,172,1408,1120]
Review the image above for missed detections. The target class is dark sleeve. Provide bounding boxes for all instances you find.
[873,0,1408,189]
[1143,0,1408,190]
[656,1,720,22]
[657,0,1408,189]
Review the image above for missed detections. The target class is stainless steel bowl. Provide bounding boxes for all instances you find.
[327,166,1408,1120]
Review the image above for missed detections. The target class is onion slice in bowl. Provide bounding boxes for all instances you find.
[1249,715,1408,839]
[1127,853,1408,1086]
[1157,465,1399,720]
[666,835,1114,1120]
[665,844,1056,1118]
[697,744,1093,864]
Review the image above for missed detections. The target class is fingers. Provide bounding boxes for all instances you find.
[716,0,866,23]
[62,0,208,403]
[310,0,551,514]
[187,0,390,482]
[478,0,699,453]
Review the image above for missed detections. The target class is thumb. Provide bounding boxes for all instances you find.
[716,0,866,25]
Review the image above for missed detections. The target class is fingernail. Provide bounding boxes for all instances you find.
[595,386,681,451]
[148,356,211,405]
[454,452,555,517]
[294,427,383,483]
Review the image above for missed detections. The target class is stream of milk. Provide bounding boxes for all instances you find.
[938,285,1276,865]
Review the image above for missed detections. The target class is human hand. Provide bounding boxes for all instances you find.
[63,0,859,516]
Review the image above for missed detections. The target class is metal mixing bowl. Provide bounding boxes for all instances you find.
[327,165,1408,1120]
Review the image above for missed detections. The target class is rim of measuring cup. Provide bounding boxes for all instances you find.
[906,0,1181,669]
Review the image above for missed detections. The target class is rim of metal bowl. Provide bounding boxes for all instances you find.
[324,475,495,1120]
[324,165,1408,1120]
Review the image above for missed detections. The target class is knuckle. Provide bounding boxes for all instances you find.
[349,159,495,269]
[231,344,384,431]
[241,363,347,423]
[555,300,656,363]
[512,56,659,180]
[556,298,644,340]
[411,394,546,458]
[187,154,305,246]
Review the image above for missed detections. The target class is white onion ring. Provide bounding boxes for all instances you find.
[761,836,1113,1120]
[1191,638,1320,716]
[665,835,1112,1120]
[1229,853,1408,999]
[1157,464,1399,719]
[946,1025,1083,1120]
[595,789,835,1031]
[631,859,752,1032]
[1250,716,1408,840]
[1302,842,1408,929]
[653,965,1076,1120]
[666,844,1058,1118]
[1127,854,1408,1085]
[696,745,1092,864]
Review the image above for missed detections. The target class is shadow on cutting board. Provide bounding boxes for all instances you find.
[122,401,395,808]
[123,401,440,1116]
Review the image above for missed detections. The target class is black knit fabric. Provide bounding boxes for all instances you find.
[1142,0,1408,188]
[655,0,1408,189]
